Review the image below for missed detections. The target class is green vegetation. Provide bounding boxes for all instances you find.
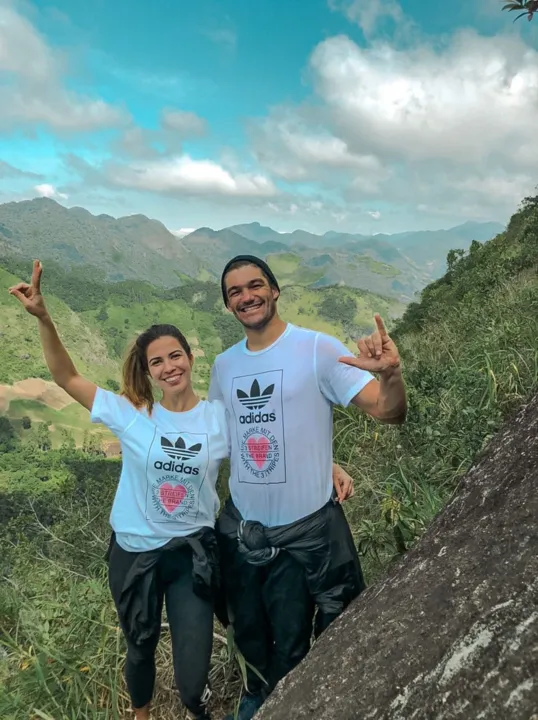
[355,255,400,277]
[333,193,538,580]
[1,194,537,719]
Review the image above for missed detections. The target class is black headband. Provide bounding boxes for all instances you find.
[220,255,280,305]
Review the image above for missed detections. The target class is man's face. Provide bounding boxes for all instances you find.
[224,264,279,330]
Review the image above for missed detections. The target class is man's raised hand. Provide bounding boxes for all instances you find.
[339,313,401,373]
[8,260,48,319]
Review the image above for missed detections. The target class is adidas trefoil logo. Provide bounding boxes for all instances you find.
[237,379,274,410]
[161,436,202,461]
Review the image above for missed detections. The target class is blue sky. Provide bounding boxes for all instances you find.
[0,0,537,235]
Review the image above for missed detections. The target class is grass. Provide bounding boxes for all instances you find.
[265,253,325,287]
[333,272,538,581]
[0,460,246,720]
[354,256,401,277]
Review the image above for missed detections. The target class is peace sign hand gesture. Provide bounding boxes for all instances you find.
[339,313,401,374]
[8,260,48,320]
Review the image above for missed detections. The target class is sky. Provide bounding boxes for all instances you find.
[0,0,537,236]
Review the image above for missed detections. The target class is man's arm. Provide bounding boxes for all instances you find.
[351,368,407,424]
[339,314,407,424]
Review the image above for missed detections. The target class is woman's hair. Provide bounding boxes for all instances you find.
[121,324,191,414]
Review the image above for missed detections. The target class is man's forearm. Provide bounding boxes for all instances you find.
[377,366,407,423]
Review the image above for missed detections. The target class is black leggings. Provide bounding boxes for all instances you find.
[108,542,213,715]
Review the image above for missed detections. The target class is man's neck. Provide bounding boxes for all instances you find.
[244,315,288,352]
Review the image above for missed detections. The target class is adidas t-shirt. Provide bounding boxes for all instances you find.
[90,388,230,552]
[208,324,374,527]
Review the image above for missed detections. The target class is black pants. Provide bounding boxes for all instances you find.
[219,544,315,697]
[108,542,213,715]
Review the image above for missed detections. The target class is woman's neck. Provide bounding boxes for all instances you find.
[159,387,199,413]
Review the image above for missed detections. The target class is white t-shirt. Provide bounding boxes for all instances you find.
[90,388,230,552]
[208,323,374,527]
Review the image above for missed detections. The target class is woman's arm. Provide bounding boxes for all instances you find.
[9,260,97,411]
[332,462,355,503]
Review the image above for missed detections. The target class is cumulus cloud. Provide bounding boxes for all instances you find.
[115,108,208,159]
[251,27,538,223]
[0,5,127,131]
[250,109,389,188]
[35,183,68,200]
[108,155,277,199]
[311,32,538,167]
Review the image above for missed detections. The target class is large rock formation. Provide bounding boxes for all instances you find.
[257,393,538,719]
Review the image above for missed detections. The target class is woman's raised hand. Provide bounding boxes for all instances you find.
[8,260,48,319]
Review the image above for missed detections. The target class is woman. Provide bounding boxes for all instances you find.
[9,260,355,720]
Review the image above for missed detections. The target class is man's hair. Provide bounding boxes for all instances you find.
[220,255,280,306]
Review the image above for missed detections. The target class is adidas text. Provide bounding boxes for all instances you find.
[154,460,200,475]
[239,411,276,425]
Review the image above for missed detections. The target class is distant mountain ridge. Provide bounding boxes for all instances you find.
[0,197,504,303]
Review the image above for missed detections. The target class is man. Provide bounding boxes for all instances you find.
[209,255,407,720]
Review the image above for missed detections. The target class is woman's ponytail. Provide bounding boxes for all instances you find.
[121,340,155,414]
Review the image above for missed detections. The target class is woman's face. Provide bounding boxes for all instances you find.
[146,335,193,396]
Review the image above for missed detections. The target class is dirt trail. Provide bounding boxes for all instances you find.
[0,378,74,413]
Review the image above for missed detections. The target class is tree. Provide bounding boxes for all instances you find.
[60,428,76,451]
[36,422,52,451]
[0,417,17,453]
[502,1,538,22]
[96,307,108,322]
[82,431,105,457]
[21,416,32,430]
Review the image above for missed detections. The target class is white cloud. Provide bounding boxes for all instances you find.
[109,155,277,199]
[35,183,68,200]
[115,109,208,159]
[161,109,208,137]
[250,27,538,224]
[311,32,538,167]
[368,210,381,220]
[171,227,196,237]
[250,109,389,188]
[0,5,127,131]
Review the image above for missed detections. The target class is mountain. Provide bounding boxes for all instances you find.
[0,197,204,286]
[382,221,505,275]
[0,198,504,304]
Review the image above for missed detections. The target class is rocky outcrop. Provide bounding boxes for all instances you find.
[257,393,538,720]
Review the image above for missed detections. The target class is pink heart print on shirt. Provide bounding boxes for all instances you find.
[247,436,270,469]
[159,483,187,513]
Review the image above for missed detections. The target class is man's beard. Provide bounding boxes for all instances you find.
[235,298,277,331]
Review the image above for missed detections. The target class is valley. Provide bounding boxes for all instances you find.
[0,196,503,453]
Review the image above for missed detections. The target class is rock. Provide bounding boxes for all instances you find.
[256,393,538,720]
